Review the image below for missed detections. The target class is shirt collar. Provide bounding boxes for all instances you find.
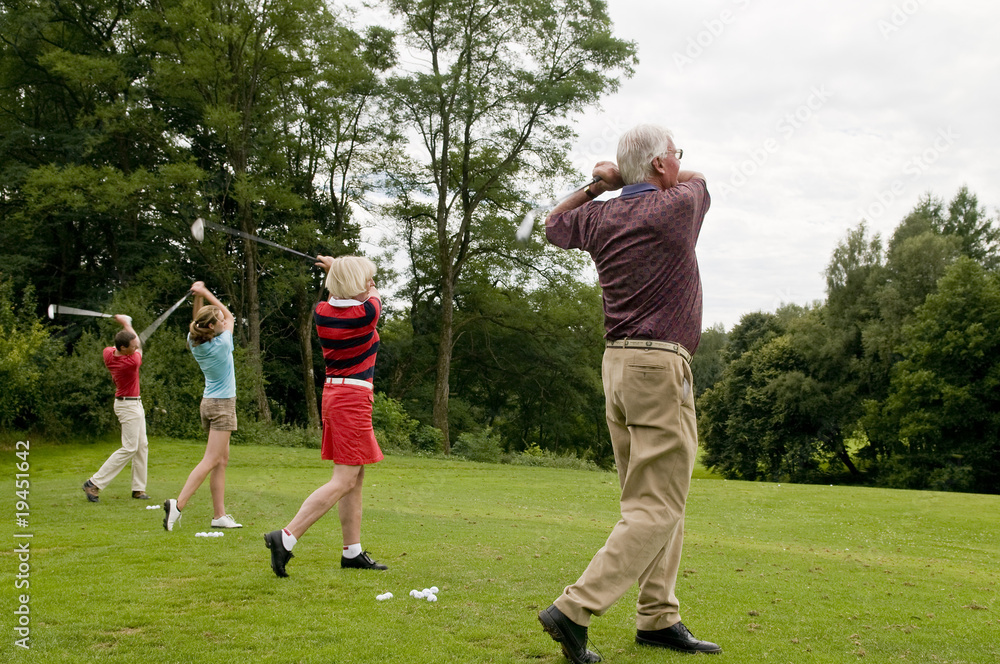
[328,297,364,308]
[619,182,660,199]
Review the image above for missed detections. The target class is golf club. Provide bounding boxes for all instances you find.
[515,176,602,243]
[191,218,318,262]
[48,304,129,325]
[138,292,190,343]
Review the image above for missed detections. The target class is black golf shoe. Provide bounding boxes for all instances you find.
[538,605,601,664]
[264,530,294,578]
[635,621,722,654]
[341,551,388,570]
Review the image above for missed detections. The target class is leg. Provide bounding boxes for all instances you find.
[130,404,150,492]
[91,401,143,489]
[338,466,365,546]
[285,464,362,539]
[207,430,231,518]
[176,429,231,511]
[554,349,695,627]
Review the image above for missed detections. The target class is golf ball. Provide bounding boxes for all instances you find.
[430,586,439,594]
[426,594,437,602]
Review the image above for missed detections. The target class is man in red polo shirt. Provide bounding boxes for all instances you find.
[537,124,721,661]
[82,315,150,503]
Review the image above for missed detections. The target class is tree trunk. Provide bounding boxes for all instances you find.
[240,209,272,423]
[297,286,320,429]
[433,275,454,453]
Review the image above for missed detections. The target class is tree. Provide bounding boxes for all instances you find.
[381,0,636,451]
[864,258,1000,493]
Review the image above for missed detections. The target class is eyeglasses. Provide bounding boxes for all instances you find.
[667,148,683,160]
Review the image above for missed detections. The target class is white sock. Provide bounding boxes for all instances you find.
[282,528,297,551]
[343,543,362,558]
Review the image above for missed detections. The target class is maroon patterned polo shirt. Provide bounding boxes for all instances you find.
[546,178,710,354]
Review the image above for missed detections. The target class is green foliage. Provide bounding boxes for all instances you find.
[372,392,420,452]
[864,258,1000,492]
[410,424,445,454]
[452,426,504,464]
[0,278,60,430]
[691,322,728,397]
[502,443,600,471]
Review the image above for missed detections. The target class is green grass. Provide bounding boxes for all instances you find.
[1,437,997,663]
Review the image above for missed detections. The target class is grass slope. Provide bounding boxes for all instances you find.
[1,438,997,663]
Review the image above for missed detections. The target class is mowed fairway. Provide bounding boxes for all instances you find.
[2,438,997,663]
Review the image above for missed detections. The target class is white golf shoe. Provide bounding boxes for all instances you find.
[211,514,243,529]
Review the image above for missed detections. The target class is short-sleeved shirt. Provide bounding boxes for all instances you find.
[546,178,710,354]
[188,329,236,399]
[103,347,142,397]
[314,296,381,382]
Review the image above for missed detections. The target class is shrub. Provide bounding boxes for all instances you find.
[410,424,444,453]
[372,392,418,452]
[502,443,601,471]
[232,420,319,448]
[452,427,503,463]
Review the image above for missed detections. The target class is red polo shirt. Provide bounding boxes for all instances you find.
[103,347,142,397]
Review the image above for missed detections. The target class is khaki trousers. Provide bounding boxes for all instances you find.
[554,347,697,631]
[91,399,149,491]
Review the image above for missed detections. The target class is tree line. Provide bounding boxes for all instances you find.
[695,189,1000,495]
[0,0,635,465]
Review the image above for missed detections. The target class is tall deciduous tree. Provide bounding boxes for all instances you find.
[382,0,636,451]
[864,258,1000,493]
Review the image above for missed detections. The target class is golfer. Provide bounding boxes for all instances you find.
[82,315,150,502]
[264,255,387,577]
[163,281,242,531]
[537,124,721,660]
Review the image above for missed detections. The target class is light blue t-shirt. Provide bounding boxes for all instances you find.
[189,330,236,399]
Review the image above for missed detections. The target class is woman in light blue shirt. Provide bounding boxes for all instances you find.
[163,281,242,532]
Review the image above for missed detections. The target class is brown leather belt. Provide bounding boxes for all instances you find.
[605,338,692,364]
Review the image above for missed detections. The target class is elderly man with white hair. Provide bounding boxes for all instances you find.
[538,124,721,661]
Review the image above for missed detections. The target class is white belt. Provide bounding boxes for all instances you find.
[325,377,373,389]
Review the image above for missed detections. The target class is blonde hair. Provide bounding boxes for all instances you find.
[324,256,376,299]
[617,124,675,185]
[189,305,222,347]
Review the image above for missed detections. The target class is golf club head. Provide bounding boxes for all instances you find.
[191,218,205,242]
[47,304,55,319]
[516,209,542,243]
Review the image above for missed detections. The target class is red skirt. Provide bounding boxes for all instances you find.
[321,384,383,465]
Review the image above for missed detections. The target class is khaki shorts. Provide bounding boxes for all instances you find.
[200,397,238,432]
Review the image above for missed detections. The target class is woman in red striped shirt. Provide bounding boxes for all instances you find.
[264,255,389,577]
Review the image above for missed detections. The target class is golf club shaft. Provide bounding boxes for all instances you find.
[139,292,189,344]
[51,305,115,319]
[202,219,317,262]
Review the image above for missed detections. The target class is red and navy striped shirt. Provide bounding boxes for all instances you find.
[314,296,381,382]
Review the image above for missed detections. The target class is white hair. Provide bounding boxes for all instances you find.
[616,124,675,185]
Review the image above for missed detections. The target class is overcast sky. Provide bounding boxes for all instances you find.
[570,0,1000,329]
[350,0,999,331]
